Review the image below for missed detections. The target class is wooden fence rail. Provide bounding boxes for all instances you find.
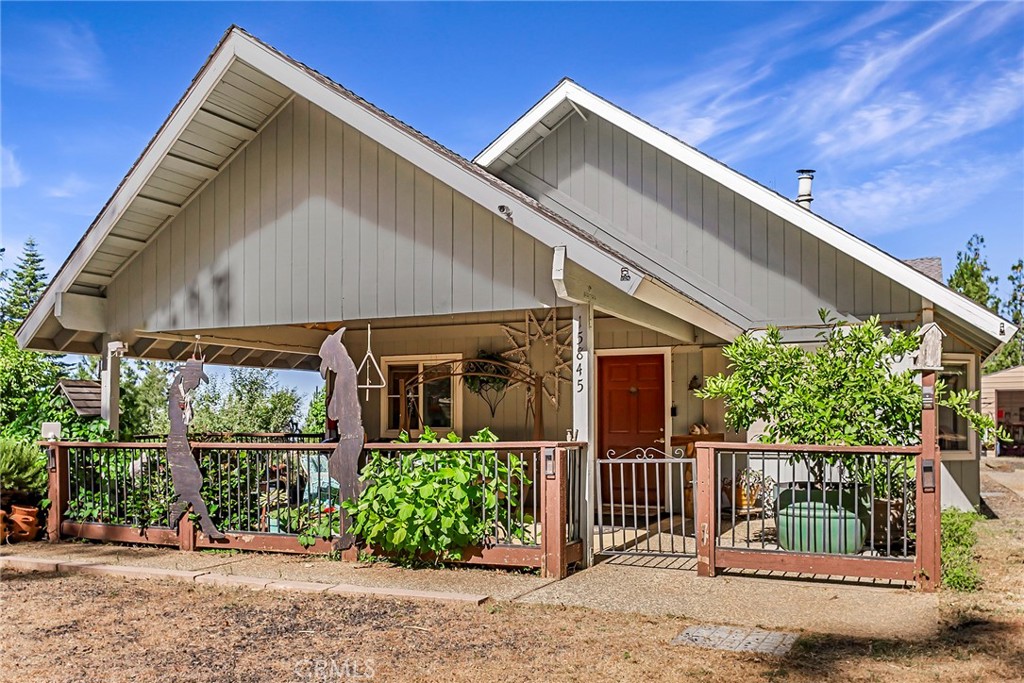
[694,441,941,591]
[44,440,585,579]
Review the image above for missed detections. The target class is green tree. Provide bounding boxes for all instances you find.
[0,238,48,326]
[190,368,301,433]
[948,234,1000,313]
[986,259,1024,373]
[696,311,1005,481]
[303,386,326,434]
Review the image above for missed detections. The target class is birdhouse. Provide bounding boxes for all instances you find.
[914,322,945,371]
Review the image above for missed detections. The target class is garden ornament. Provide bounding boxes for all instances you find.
[166,357,225,540]
[319,327,366,550]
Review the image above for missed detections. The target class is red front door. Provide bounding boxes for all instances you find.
[598,354,665,510]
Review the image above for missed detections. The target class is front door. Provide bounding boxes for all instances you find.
[598,354,665,510]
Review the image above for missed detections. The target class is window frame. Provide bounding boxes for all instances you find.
[937,353,978,461]
[379,353,463,438]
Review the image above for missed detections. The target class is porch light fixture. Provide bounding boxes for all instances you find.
[688,375,702,392]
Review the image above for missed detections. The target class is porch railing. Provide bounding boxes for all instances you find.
[361,441,586,578]
[695,442,941,589]
[45,440,584,578]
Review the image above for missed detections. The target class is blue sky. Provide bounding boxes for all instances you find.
[2,1,1023,400]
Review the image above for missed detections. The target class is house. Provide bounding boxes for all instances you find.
[17,27,1015,520]
[981,366,1024,456]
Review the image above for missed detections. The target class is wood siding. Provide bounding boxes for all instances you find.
[107,97,558,335]
[506,111,919,326]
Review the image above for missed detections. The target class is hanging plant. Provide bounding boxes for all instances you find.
[463,351,516,417]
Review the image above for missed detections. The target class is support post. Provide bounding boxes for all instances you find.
[571,302,596,566]
[101,340,125,436]
[916,369,942,591]
[179,510,196,552]
[46,444,69,543]
[541,446,568,579]
[696,444,717,577]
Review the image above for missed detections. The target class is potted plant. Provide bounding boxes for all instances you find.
[722,468,775,515]
[0,438,49,542]
[697,311,1005,555]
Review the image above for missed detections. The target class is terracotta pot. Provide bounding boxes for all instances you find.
[9,505,39,542]
[0,510,8,544]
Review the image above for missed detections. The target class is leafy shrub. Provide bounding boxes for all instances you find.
[64,449,174,527]
[941,508,984,591]
[0,438,48,501]
[342,427,531,562]
[273,502,340,548]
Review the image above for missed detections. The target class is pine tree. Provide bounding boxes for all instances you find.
[948,234,1000,313]
[0,238,48,327]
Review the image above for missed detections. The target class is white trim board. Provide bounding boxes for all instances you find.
[476,79,1017,350]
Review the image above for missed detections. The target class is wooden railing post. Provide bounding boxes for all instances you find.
[541,446,568,579]
[179,510,196,552]
[916,370,942,592]
[696,444,717,577]
[46,444,69,543]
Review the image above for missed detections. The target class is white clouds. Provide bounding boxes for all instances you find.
[631,2,1023,236]
[2,21,107,90]
[44,174,91,199]
[1,146,26,188]
[815,156,1019,236]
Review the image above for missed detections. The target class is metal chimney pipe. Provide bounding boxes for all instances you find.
[796,169,815,210]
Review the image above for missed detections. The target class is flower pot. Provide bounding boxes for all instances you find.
[0,510,8,544]
[9,505,40,542]
[869,498,908,550]
[776,488,865,555]
[723,481,762,513]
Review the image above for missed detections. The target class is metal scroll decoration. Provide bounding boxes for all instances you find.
[318,327,365,550]
[500,309,572,410]
[166,357,225,540]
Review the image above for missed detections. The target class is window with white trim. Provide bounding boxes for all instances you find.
[380,354,462,437]
[937,353,977,460]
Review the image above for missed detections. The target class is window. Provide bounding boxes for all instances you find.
[937,354,977,460]
[380,354,462,437]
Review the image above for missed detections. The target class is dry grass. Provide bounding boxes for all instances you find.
[2,516,1021,682]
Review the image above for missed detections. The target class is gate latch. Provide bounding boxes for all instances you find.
[922,459,936,493]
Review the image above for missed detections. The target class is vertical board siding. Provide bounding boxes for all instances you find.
[108,98,557,334]
[508,112,919,326]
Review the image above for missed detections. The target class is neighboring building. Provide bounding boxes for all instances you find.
[16,28,1016,510]
[52,379,103,418]
[981,366,1024,457]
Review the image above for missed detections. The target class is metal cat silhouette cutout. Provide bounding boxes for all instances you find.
[319,328,365,550]
[166,358,225,540]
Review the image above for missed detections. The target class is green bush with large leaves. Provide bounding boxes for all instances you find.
[342,427,531,562]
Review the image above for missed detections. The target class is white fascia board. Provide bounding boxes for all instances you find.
[477,81,1016,346]
[231,40,642,298]
[16,36,242,350]
[476,80,574,168]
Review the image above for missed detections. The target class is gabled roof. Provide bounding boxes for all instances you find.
[53,379,102,417]
[475,79,1017,350]
[19,28,737,351]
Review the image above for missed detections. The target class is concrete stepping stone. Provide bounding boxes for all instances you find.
[672,625,799,656]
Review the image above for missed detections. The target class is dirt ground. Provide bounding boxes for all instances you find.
[2,496,1022,682]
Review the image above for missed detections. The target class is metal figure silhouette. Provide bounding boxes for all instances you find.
[318,328,365,549]
[166,358,225,540]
